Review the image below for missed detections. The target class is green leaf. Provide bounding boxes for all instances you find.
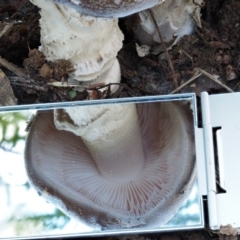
[69,90,77,99]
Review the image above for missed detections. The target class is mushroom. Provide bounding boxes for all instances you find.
[25,102,196,227]
[30,0,203,91]
[30,0,124,91]
[136,0,203,49]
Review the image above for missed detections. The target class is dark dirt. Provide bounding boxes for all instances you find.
[0,0,240,239]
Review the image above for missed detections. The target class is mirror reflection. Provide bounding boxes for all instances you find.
[0,101,203,239]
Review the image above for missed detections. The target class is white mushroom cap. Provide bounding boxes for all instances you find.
[25,102,196,227]
[51,0,164,18]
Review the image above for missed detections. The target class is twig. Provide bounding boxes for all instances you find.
[170,68,234,94]
[198,68,234,93]
[8,76,35,84]
[48,81,138,97]
[89,82,135,93]
[180,49,193,62]
[11,82,48,92]
[88,82,138,97]
[0,22,14,39]
[47,81,80,87]
[0,56,33,82]
[148,9,178,88]
[170,71,202,94]
[110,85,125,98]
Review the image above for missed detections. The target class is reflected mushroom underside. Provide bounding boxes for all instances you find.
[24,102,196,228]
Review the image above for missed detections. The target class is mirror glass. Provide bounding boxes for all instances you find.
[0,100,204,239]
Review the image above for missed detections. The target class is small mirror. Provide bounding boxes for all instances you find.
[0,97,204,239]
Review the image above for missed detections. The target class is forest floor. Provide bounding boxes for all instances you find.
[0,0,240,239]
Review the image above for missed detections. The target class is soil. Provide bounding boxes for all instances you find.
[0,0,240,239]
[1,0,240,105]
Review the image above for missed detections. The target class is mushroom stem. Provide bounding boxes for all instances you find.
[30,0,123,90]
[54,104,145,182]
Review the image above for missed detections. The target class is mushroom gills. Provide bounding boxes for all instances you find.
[46,0,164,18]
[25,102,195,228]
[54,104,145,181]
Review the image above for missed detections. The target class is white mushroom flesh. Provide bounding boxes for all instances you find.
[54,104,145,181]
[30,0,123,88]
[137,0,202,47]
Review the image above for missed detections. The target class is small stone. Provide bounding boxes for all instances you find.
[136,43,151,57]
[215,54,222,63]
[226,65,238,81]
[223,54,231,64]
